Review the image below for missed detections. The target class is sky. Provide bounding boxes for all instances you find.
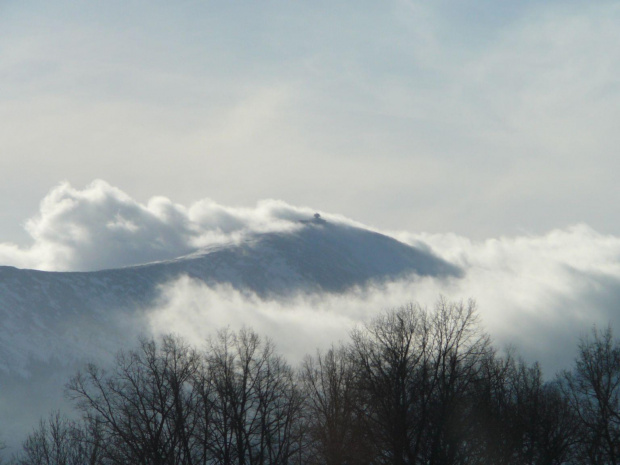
[2,0,620,244]
[2,1,620,374]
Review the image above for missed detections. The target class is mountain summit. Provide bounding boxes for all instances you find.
[150,218,460,295]
[0,219,459,370]
[0,218,459,448]
[2,218,458,311]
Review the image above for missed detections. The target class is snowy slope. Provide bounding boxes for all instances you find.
[0,220,458,373]
[0,219,458,448]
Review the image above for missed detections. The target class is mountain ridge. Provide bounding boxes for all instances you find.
[0,220,460,372]
[0,219,460,449]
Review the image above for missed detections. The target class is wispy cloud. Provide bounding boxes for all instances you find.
[3,2,620,239]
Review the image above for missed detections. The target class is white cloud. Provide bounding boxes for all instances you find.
[147,224,620,373]
[0,180,353,271]
[4,181,620,373]
[399,225,620,369]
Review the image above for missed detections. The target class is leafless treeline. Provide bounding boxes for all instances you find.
[10,298,620,465]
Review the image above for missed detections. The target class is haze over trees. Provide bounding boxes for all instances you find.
[7,298,620,465]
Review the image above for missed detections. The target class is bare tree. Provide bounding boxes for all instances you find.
[467,349,519,464]
[532,380,580,465]
[18,303,610,465]
[349,299,493,465]
[66,335,203,465]
[471,354,579,465]
[350,302,431,465]
[203,328,304,465]
[423,298,492,465]
[562,326,620,465]
[17,411,101,465]
[300,344,373,465]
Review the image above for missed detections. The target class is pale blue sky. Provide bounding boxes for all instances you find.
[2,0,620,244]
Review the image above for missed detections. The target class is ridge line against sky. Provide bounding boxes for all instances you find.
[3,180,620,374]
[1,179,619,274]
[2,1,620,243]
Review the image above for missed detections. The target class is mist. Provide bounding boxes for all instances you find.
[3,181,620,372]
[145,223,620,373]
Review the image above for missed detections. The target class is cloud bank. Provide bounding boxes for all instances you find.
[4,181,620,372]
[147,225,620,373]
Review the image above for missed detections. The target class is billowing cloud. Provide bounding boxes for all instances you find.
[0,181,351,271]
[405,226,620,370]
[4,181,620,373]
[147,224,620,373]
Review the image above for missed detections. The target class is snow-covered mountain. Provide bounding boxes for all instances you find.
[0,218,459,448]
[0,219,459,368]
